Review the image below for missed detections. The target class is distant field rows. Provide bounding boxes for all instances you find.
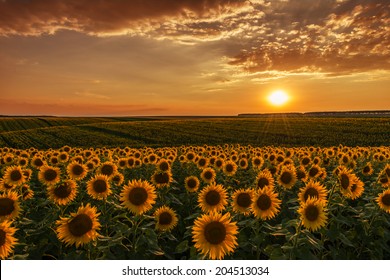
[1,117,390,148]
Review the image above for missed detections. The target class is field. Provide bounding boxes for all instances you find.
[0,116,390,260]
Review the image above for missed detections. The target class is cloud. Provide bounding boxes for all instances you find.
[1,0,388,77]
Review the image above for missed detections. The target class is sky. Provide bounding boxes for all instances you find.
[0,0,389,116]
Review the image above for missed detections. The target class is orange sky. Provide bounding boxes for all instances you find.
[0,0,389,116]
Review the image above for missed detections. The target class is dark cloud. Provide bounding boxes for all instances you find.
[0,0,245,36]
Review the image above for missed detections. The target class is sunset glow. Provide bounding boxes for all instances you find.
[268,90,289,107]
[0,0,389,116]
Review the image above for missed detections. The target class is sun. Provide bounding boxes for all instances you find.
[268,90,289,106]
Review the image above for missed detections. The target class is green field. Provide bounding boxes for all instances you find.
[1,116,390,148]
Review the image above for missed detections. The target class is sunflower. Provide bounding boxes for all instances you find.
[0,191,20,221]
[38,165,61,186]
[377,189,390,213]
[231,188,254,215]
[21,184,34,200]
[298,197,328,232]
[296,166,308,182]
[0,220,18,259]
[192,212,238,260]
[361,163,374,176]
[154,206,178,232]
[184,176,200,192]
[200,168,216,184]
[17,157,28,167]
[111,172,124,186]
[251,188,281,220]
[197,157,209,169]
[383,164,390,178]
[350,178,364,200]
[278,165,297,189]
[58,152,69,163]
[66,161,88,181]
[222,160,237,177]
[307,165,322,179]
[31,156,45,169]
[47,180,78,205]
[3,166,25,187]
[379,174,390,188]
[238,158,248,169]
[97,161,117,179]
[198,183,228,213]
[214,158,224,169]
[56,204,101,248]
[251,156,264,170]
[86,175,112,200]
[255,169,275,190]
[337,167,355,197]
[151,171,173,188]
[156,159,171,173]
[120,179,157,215]
[298,180,327,204]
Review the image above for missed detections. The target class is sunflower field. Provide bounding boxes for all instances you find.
[0,144,390,260]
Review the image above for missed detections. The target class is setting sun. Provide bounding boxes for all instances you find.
[268,90,290,106]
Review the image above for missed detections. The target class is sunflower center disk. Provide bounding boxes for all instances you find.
[340,174,350,189]
[154,173,169,184]
[257,178,269,189]
[93,180,107,193]
[204,172,213,180]
[101,165,114,176]
[225,165,233,172]
[382,194,390,206]
[0,229,6,246]
[68,214,93,237]
[305,205,319,221]
[280,172,292,184]
[159,162,169,171]
[72,165,84,176]
[363,166,370,173]
[204,221,226,245]
[309,168,319,177]
[44,169,58,181]
[187,179,197,189]
[129,187,148,206]
[205,190,221,206]
[159,212,173,225]
[34,159,43,166]
[304,188,319,201]
[0,198,15,216]
[237,193,251,208]
[256,194,271,211]
[10,170,22,181]
[54,183,72,198]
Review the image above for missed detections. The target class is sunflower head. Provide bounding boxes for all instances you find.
[251,157,264,169]
[87,175,112,200]
[120,179,157,215]
[156,159,171,173]
[376,189,390,213]
[56,204,101,248]
[154,206,178,231]
[0,220,18,259]
[278,165,297,189]
[198,183,228,213]
[38,165,61,186]
[98,162,117,179]
[48,180,78,206]
[232,188,254,215]
[151,171,173,188]
[192,212,238,260]
[298,180,328,204]
[255,169,275,190]
[251,188,281,220]
[3,166,25,187]
[200,168,216,184]
[223,161,237,176]
[0,191,20,221]
[184,176,200,192]
[67,161,88,180]
[298,197,328,232]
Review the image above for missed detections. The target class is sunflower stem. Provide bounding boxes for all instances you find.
[290,220,302,260]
